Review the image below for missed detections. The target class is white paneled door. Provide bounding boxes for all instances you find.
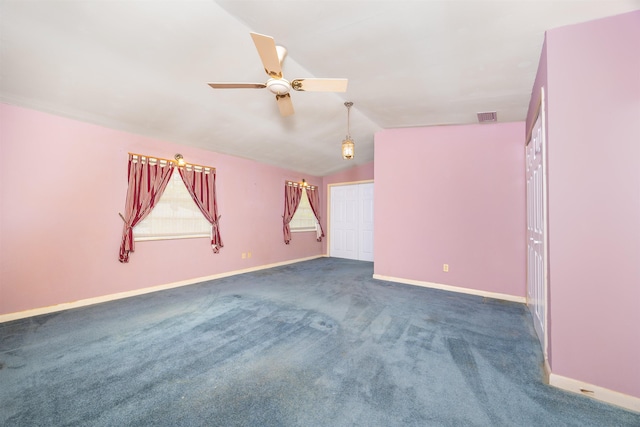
[358,183,374,262]
[330,183,374,261]
[526,101,547,358]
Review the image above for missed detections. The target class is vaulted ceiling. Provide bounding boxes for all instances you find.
[2,1,638,175]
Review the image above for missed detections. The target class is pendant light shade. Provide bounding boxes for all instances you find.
[342,101,355,160]
[342,137,355,160]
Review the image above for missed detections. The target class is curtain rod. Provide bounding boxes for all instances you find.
[286,180,316,190]
[128,152,216,171]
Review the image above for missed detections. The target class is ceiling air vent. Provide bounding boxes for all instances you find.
[477,111,497,123]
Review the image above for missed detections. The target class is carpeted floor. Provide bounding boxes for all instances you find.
[1,258,638,426]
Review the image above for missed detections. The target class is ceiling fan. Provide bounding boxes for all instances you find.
[208,32,348,116]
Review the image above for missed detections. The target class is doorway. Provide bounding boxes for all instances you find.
[329,182,374,261]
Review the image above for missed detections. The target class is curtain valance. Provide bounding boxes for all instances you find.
[285,180,317,190]
[129,153,215,173]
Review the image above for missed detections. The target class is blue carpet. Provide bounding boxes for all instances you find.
[1,258,638,426]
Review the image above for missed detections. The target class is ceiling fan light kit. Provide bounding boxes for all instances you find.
[207,32,348,117]
[342,101,355,160]
[266,78,291,95]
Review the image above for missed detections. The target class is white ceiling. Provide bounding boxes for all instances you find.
[2,1,638,176]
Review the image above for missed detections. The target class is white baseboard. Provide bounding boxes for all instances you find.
[372,274,526,304]
[0,255,324,324]
[543,358,551,383]
[549,373,640,413]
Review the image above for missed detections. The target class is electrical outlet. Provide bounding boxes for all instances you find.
[443,264,449,272]
[242,253,246,259]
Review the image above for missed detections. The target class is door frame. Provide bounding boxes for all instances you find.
[326,179,374,259]
[525,87,549,377]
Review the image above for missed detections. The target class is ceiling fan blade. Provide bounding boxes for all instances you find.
[276,94,294,116]
[208,83,266,89]
[291,78,348,92]
[250,32,283,79]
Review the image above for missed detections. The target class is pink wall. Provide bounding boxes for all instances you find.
[543,11,640,398]
[374,123,526,298]
[322,161,374,187]
[0,103,323,316]
[526,37,548,137]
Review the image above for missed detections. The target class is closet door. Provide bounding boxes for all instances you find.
[330,183,374,261]
[526,102,547,357]
[358,183,374,261]
[330,185,359,260]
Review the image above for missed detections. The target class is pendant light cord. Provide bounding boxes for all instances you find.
[345,101,353,138]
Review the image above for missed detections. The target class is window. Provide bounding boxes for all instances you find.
[290,188,319,233]
[134,172,210,241]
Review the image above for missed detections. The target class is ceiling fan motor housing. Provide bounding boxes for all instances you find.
[266,78,291,95]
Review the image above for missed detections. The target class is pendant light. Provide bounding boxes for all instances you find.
[342,101,355,160]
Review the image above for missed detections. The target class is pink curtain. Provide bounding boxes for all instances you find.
[119,155,174,263]
[306,186,325,242]
[178,167,223,253]
[282,183,303,244]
